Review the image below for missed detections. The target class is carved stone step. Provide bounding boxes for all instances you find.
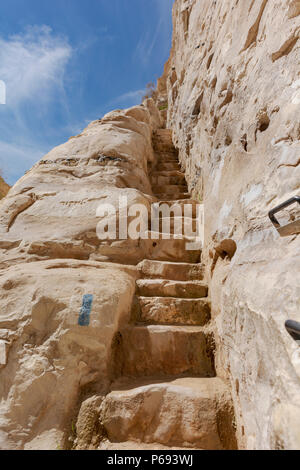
[145,234,201,263]
[151,170,185,177]
[138,259,204,281]
[153,142,177,153]
[154,193,190,201]
[150,216,198,235]
[136,279,208,298]
[133,296,211,326]
[159,157,180,162]
[98,440,196,450]
[101,377,236,449]
[155,151,178,160]
[112,325,215,378]
[152,185,188,195]
[152,138,175,153]
[150,173,186,186]
[156,162,181,171]
[153,199,200,217]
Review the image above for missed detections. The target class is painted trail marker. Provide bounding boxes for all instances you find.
[78,294,93,326]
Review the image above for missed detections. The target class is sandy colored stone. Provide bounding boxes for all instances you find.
[73,395,104,450]
[134,296,211,326]
[138,259,204,281]
[0,102,162,267]
[100,377,237,450]
[0,93,210,449]
[0,176,10,200]
[159,0,300,450]
[0,259,136,449]
[111,325,214,378]
[136,279,208,298]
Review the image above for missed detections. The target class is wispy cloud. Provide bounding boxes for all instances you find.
[111,89,145,105]
[133,0,173,67]
[0,25,73,184]
[133,19,163,67]
[0,25,72,108]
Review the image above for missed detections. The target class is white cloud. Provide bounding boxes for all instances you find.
[0,25,72,107]
[0,81,6,104]
[133,0,173,67]
[134,19,163,67]
[0,26,73,184]
[113,89,145,104]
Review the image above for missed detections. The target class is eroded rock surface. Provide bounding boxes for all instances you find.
[0,176,10,200]
[1,0,299,451]
[0,100,163,449]
[0,97,238,450]
[160,0,300,450]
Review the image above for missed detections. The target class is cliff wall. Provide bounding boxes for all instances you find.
[0,0,299,451]
[160,0,300,450]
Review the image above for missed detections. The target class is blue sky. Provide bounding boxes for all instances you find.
[0,0,174,184]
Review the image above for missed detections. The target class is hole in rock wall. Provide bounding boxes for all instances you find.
[192,92,204,116]
[215,239,237,260]
[255,112,270,141]
[225,135,232,146]
[258,119,270,133]
[210,239,237,276]
[241,134,248,152]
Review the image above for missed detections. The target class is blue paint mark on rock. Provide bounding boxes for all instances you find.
[78,294,93,326]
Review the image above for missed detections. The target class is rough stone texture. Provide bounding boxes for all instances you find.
[100,377,236,450]
[0,94,229,450]
[0,102,163,268]
[0,260,137,449]
[0,100,164,450]
[160,0,300,450]
[138,259,205,281]
[2,0,298,450]
[73,395,104,450]
[71,128,236,451]
[0,176,10,200]
[111,325,215,378]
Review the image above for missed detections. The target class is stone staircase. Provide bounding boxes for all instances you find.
[99,130,237,450]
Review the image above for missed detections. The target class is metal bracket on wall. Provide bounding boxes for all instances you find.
[269,196,300,237]
[285,320,300,346]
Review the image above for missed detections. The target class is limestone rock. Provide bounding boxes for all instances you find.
[100,377,237,450]
[0,259,136,449]
[160,0,300,450]
[0,176,10,200]
[0,99,163,449]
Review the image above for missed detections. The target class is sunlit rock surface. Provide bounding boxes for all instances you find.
[159,0,300,450]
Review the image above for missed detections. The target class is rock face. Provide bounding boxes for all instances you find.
[0,176,10,199]
[0,97,238,450]
[160,0,300,450]
[1,0,299,451]
[76,132,237,451]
